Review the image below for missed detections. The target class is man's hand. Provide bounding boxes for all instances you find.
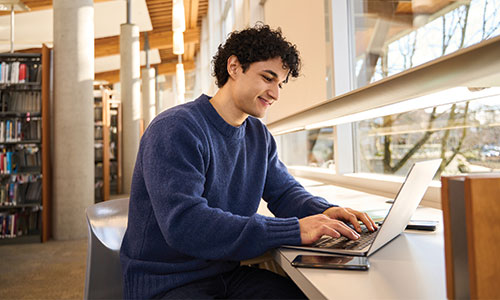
[298,214,361,245]
[323,207,378,233]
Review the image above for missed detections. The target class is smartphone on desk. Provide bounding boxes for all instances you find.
[406,220,438,231]
[291,255,369,271]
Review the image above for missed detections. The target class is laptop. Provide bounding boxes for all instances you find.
[283,159,442,257]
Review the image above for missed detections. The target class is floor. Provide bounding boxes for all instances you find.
[0,239,87,299]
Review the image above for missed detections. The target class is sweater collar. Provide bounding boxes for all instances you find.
[199,94,247,139]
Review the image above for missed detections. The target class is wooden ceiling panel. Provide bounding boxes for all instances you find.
[5,0,208,78]
[0,0,112,15]
[95,60,196,83]
[159,48,176,63]
[146,0,173,32]
[94,27,200,57]
[146,0,208,63]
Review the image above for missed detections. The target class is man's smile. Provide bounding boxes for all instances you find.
[258,96,273,106]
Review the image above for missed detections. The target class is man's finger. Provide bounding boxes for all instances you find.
[331,220,360,240]
[345,212,362,233]
[320,225,340,239]
[356,212,375,231]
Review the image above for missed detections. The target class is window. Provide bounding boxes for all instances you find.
[222,0,235,41]
[355,88,500,177]
[353,0,500,89]
[278,127,335,170]
[273,0,500,204]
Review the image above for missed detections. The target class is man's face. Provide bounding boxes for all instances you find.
[230,57,289,119]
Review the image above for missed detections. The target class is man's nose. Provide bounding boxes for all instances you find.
[268,84,279,101]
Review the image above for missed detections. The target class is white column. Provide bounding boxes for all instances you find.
[120,23,141,194]
[141,67,156,127]
[53,0,94,240]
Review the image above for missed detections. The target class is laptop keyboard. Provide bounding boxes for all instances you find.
[311,226,377,250]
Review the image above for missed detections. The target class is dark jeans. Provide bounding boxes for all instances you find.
[160,266,307,299]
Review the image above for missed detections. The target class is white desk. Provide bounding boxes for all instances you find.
[267,180,447,299]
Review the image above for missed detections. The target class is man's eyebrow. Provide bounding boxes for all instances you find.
[262,70,279,78]
[263,70,287,83]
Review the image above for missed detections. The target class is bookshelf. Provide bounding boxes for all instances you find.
[94,88,106,203]
[94,87,122,203]
[108,96,122,196]
[0,46,51,244]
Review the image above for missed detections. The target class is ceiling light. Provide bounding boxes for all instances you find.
[173,31,184,55]
[176,63,185,103]
[172,0,186,32]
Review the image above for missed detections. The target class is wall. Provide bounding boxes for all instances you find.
[264,0,328,124]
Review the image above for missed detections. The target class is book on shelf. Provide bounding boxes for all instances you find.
[0,146,41,174]
[0,61,42,84]
[19,64,26,83]
[1,91,41,113]
[0,175,42,206]
[0,206,40,239]
[0,118,41,142]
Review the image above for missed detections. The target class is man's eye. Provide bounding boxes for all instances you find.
[278,84,283,89]
[262,76,272,82]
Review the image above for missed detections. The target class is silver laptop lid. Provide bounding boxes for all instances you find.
[366,159,441,256]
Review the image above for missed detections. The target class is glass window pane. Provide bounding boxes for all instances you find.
[355,88,500,178]
[353,0,500,89]
[278,127,335,170]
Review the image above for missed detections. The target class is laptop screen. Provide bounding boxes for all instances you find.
[367,159,441,256]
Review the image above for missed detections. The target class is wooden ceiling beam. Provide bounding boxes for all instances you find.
[95,28,200,57]
[95,60,196,83]
[186,0,200,29]
[0,0,113,16]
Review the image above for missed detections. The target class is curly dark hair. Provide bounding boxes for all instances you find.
[212,23,301,88]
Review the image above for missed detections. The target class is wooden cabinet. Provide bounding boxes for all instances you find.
[441,174,500,299]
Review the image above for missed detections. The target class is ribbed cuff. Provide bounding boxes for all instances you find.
[260,215,301,247]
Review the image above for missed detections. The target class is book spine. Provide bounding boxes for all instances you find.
[6,151,12,174]
[19,63,26,83]
[1,62,6,83]
[17,119,21,141]
[5,120,10,142]
[10,214,15,237]
[0,153,4,174]
[0,120,4,142]
[13,62,19,84]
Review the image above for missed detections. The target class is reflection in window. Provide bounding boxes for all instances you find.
[355,88,500,177]
[354,0,500,88]
[278,128,335,170]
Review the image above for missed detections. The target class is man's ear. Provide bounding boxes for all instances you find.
[227,55,240,80]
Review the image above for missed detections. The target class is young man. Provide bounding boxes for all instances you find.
[120,24,377,299]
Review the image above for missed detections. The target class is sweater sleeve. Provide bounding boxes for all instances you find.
[262,131,337,219]
[140,118,301,261]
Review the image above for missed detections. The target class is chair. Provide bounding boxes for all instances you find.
[84,198,129,300]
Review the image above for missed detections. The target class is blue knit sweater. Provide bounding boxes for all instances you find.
[120,94,334,299]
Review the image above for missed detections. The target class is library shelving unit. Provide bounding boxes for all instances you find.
[94,87,122,203]
[108,94,123,196]
[0,46,51,244]
[94,88,106,203]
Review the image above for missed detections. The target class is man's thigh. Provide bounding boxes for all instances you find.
[160,275,225,299]
[224,266,307,299]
